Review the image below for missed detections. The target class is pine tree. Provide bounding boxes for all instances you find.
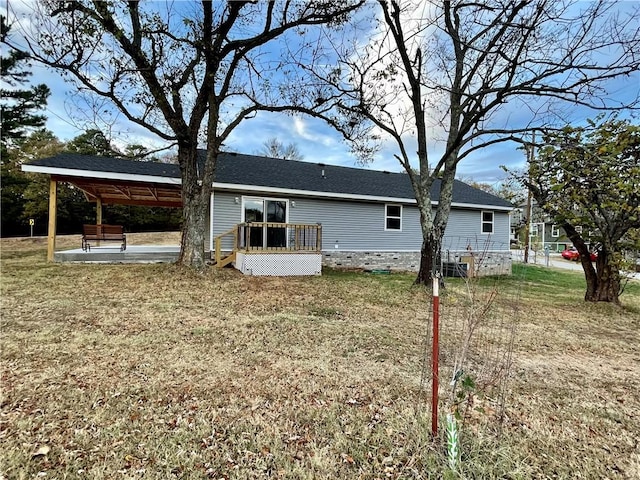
[1,15,50,149]
[1,15,51,236]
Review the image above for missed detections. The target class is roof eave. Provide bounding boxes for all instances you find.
[21,164,181,186]
[21,164,513,211]
[212,182,513,211]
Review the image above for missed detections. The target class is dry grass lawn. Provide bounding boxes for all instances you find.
[1,233,639,479]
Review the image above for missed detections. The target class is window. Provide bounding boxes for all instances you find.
[481,211,494,234]
[385,204,402,231]
[551,225,560,237]
[575,226,583,234]
[530,223,539,236]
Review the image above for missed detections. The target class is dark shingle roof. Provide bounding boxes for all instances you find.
[27,153,181,178]
[25,151,513,208]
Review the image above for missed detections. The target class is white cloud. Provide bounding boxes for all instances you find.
[2,0,521,182]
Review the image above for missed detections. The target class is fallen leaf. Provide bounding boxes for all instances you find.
[341,453,354,464]
[32,446,50,458]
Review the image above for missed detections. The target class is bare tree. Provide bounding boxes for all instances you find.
[10,1,363,268]
[302,0,640,284]
[257,137,304,161]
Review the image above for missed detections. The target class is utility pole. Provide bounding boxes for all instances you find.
[523,133,535,263]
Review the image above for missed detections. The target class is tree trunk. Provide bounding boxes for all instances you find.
[563,223,621,304]
[416,231,442,285]
[582,255,598,301]
[584,253,621,304]
[176,146,210,269]
[179,189,208,269]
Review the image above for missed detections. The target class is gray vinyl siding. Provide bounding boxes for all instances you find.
[208,191,242,250]
[443,209,510,251]
[209,191,510,252]
[290,197,422,251]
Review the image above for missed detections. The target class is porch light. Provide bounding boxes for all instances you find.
[234,197,239,204]
[291,201,296,207]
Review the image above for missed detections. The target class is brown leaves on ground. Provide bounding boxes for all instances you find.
[1,234,639,479]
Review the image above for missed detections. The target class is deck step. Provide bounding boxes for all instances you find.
[213,252,236,268]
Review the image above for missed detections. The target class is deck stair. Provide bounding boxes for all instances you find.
[212,227,238,267]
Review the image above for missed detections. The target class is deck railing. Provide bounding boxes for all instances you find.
[213,227,238,267]
[212,222,322,267]
[237,222,322,252]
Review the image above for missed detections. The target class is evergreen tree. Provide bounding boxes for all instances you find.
[66,129,121,157]
[0,15,50,149]
[1,16,51,236]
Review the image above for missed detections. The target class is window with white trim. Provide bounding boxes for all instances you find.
[385,204,402,231]
[551,224,560,237]
[530,224,539,236]
[481,211,494,234]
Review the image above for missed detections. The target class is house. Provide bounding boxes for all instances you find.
[23,151,514,276]
[511,201,593,252]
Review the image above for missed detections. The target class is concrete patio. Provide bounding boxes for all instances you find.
[54,245,180,263]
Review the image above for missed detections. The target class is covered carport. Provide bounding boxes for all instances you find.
[22,154,183,261]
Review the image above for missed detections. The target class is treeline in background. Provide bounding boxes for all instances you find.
[1,129,182,237]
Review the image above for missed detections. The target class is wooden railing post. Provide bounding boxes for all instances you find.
[215,236,221,265]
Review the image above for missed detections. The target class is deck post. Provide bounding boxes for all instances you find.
[96,198,103,224]
[96,198,102,246]
[47,178,57,262]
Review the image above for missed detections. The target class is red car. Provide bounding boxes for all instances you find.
[561,247,597,261]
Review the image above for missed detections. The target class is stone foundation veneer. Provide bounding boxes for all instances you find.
[322,251,421,271]
[322,250,512,276]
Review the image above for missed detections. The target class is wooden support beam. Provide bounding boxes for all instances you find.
[96,198,103,246]
[113,185,132,198]
[96,198,103,224]
[47,178,57,262]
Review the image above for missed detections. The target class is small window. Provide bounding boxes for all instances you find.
[551,225,560,237]
[530,224,539,236]
[481,211,494,234]
[575,226,583,234]
[385,204,402,231]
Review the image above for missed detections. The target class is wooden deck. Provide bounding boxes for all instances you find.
[212,222,322,264]
[212,222,323,275]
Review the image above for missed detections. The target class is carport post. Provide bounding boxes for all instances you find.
[47,178,57,262]
[96,198,102,224]
[96,198,102,246]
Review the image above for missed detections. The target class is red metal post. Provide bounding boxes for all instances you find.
[431,274,440,437]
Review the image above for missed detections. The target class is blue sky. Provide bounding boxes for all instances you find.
[5,1,639,185]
